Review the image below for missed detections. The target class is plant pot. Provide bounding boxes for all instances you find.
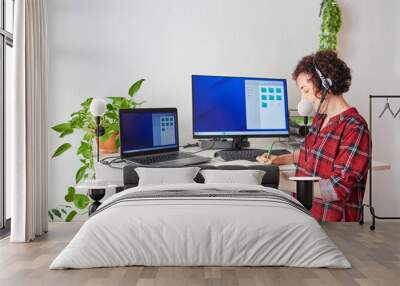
[99,132,119,154]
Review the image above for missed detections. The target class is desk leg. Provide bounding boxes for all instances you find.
[296,181,314,210]
[88,189,105,216]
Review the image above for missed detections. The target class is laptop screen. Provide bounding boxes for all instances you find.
[119,108,179,158]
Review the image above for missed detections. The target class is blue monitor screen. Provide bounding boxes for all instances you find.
[120,109,178,157]
[192,75,289,137]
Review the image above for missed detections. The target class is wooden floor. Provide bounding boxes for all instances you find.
[0,222,399,286]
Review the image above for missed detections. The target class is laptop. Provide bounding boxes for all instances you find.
[119,108,210,166]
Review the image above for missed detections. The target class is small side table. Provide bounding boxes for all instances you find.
[289,176,321,210]
[76,182,121,216]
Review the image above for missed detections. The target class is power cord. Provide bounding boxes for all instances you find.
[100,156,126,169]
[184,140,217,155]
[182,142,199,148]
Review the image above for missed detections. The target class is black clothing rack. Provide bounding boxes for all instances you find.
[360,95,400,230]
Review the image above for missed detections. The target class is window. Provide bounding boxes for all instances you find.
[0,0,13,233]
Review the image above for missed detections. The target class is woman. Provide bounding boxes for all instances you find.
[257,50,370,222]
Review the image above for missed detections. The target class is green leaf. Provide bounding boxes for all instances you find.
[82,149,92,160]
[60,129,74,138]
[104,111,118,121]
[51,209,62,219]
[135,100,146,106]
[59,204,72,208]
[108,123,120,132]
[48,210,54,221]
[119,98,131,109]
[89,159,94,169]
[52,143,72,158]
[83,132,95,142]
[116,135,121,148]
[75,166,87,184]
[81,98,93,109]
[77,141,90,154]
[128,79,145,97]
[61,209,67,215]
[107,97,125,105]
[106,103,116,111]
[77,141,92,159]
[73,194,90,209]
[52,122,72,134]
[65,210,78,222]
[65,186,76,202]
[100,130,114,142]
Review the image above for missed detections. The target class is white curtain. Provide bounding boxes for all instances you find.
[10,0,48,242]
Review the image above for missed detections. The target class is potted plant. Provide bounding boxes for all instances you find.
[48,79,145,221]
[319,0,342,51]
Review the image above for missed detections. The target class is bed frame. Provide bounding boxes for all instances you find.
[123,164,280,190]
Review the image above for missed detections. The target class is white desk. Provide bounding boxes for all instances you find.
[277,161,389,197]
[95,146,390,197]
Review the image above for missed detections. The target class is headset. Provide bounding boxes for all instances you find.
[303,55,333,162]
[313,55,333,114]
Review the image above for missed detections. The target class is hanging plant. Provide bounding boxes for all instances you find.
[48,79,145,222]
[319,0,342,51]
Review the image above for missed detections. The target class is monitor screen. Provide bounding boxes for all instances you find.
[119,108,179,158]
[192,75,289,137]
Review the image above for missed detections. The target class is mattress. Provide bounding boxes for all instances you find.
[50,183,350,269]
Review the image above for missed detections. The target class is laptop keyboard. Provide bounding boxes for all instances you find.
[130,152,194,165]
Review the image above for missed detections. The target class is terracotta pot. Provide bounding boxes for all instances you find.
[99,131,119,154]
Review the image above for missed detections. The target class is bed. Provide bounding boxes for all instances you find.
[50,165,350,269]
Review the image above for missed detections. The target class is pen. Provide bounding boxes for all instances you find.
[266,144,273,160]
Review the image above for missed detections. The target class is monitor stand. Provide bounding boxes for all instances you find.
[232,136,250,149]
[199,137,250,150]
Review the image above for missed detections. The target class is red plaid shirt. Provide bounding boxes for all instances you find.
[295,107,370,222]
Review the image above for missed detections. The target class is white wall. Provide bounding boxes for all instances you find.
[48,0,400,220]
[338,1,400,219]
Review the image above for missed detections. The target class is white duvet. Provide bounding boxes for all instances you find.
[50,183,351,269]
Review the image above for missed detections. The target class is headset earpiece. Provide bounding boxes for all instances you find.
[313,56,332,103]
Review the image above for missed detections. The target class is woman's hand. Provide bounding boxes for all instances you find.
[256,154,279,165]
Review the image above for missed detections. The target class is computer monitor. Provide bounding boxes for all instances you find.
[192,75,289,141]
[119,108,179,159]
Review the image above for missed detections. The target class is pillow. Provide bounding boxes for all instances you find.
[135,167,201,186]
[200,169,266,185]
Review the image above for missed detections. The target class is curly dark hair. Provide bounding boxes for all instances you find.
[292,50,351,95]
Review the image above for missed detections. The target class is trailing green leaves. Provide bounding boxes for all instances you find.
[48,210,54,221]
[49,79,145,222]
[52,143,72,158]
[77,141,92,159]
[49,186,91,221]
[319,0,341,51]
[51,209,62,219]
